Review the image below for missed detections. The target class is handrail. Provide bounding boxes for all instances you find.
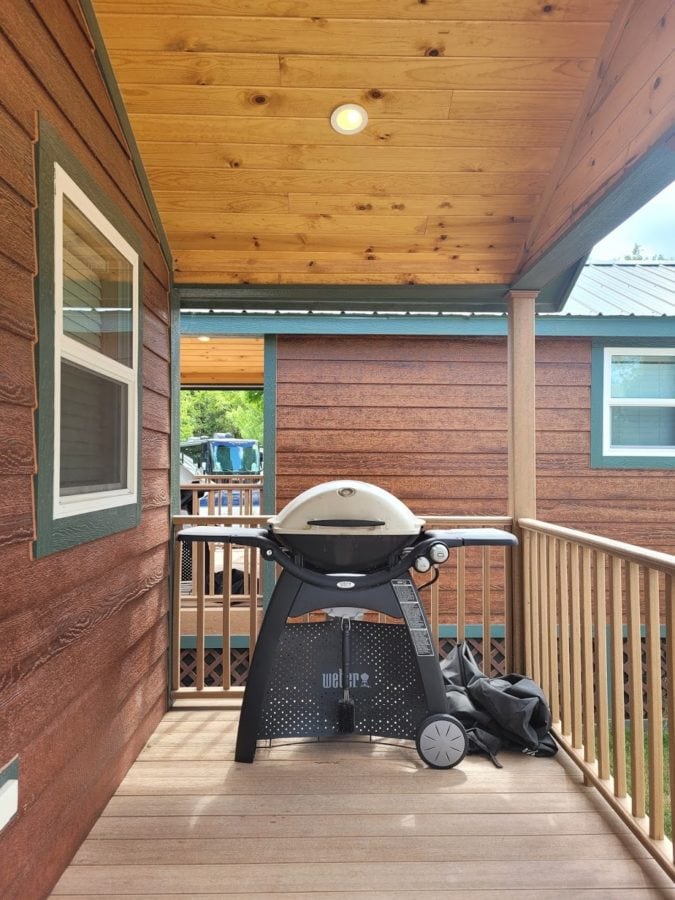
[180,477,262,517]
[519,518,675,881]
[171,513,514,700]
[519,518,675,575]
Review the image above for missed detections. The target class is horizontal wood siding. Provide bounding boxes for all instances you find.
[277,334,675,619]
[0,1,171,897]
[536,338,675,556]
[276,334,509,514]
[276,335,509,622]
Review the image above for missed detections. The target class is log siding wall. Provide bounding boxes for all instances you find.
[276,332,675,564]
[0,1,171,896]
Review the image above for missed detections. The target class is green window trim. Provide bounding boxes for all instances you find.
[34,118,143,557]
[591,338,675,470]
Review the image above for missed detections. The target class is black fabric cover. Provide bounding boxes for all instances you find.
[440,641,557,766]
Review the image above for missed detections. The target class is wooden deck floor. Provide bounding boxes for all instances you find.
[52,706,675,898]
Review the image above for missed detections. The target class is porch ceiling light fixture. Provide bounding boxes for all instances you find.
[197,335,211,342]
[330,103,368,135]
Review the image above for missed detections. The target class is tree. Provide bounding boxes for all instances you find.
[180,390,263,443]
[623,242,665,261]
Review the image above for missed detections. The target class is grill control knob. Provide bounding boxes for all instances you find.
[414,556,431,573]
[429,543,449,564]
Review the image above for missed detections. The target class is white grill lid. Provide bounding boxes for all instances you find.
[268,480,425,536]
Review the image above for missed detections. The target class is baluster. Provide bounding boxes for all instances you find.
[627,563,645,818]
[558,540,571,737]
[196,540,205,691]
[482,547,491,674]
[646,568,664,839]
[610,557,627,798]
[569,543,582,750]
[594,551,610,781]
[222,542,232,690]
[581,547,595,763]
[547,537,560,726]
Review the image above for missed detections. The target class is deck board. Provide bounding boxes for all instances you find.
[52,708,675,896]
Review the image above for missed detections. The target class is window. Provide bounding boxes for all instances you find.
[35,120,142,555]
[592,343,675,469]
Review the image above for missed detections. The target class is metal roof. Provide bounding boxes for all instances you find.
[558,262,675,317]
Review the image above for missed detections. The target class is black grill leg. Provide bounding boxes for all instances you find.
[235,571,303,762]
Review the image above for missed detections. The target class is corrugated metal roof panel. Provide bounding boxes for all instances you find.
[560,262,675,316]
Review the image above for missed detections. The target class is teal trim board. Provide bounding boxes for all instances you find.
[591,338,675,470]
[181,635,250,649]
[180,625,507,649]
[513,131,675,297]
[33,118,144,557]
[262,336,277,608]
[438,625,506,639]
[182,312,675,339]
[170,288,182,516]
[0,757,19,832]
[168,287,180,705]
[176,283,518,313]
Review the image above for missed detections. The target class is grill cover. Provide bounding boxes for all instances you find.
[268,480,424,572]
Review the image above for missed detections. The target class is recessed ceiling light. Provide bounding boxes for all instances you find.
[197,335,211,342]
[330,103,368,135]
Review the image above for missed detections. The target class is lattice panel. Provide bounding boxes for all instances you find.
[438,637,506,677]
[180,649,250,687]
[622,639,668,716]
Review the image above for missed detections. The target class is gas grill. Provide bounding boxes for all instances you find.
[178,480,517,768]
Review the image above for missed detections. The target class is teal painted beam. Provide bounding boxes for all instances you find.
[177,283,517,313]
[514,133,675,293]
[262,336,277,607]
[182,312,508,336]
[181,312,675,339]
[179,621,665,651]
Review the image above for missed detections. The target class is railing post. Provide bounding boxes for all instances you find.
[506,290,538,673]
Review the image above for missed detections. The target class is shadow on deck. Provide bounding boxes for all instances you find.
[52,705,674,897]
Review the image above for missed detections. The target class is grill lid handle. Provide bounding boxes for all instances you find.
[306,518,386,528]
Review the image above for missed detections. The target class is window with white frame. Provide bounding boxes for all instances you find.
[34,120,143,557]
[53,163,139,519]
[602,348,675,458]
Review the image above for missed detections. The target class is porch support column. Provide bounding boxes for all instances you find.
[506,290,538,673]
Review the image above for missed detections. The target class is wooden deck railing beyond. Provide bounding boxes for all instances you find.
[519,518,675,881]
[180,475,263,517]
[171,513,514,701]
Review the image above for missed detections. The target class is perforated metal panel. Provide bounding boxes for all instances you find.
[258,619,428,740]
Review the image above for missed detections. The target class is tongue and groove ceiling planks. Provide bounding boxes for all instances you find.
[92,1,626,287]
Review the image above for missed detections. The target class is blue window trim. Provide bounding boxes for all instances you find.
[34,118,144,556]
[591,338,675,470]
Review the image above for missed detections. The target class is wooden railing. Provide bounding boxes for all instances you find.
[180,475,263,517]
[520,518,675,879]
[171,514,514,701]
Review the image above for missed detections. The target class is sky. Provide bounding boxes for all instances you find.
[588,180,675,261]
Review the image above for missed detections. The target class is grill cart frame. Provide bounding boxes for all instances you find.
[177,481,516,767]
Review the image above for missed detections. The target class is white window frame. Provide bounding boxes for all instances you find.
[602,346,675,458]
[52,163,139,519]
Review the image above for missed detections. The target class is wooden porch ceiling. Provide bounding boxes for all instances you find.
[91,1,673,293]
[180,335,264,386]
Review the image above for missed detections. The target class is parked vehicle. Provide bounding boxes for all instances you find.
[180,433,262,477]
[180,433,262,512]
